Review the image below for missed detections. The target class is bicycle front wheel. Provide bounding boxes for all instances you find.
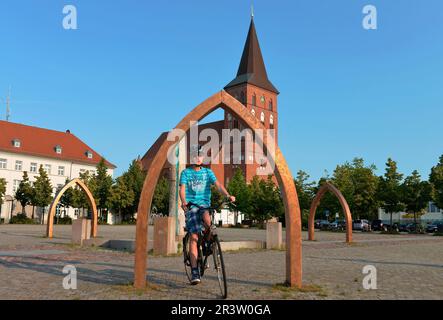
[212,236,227,299]
[183,233,193,283]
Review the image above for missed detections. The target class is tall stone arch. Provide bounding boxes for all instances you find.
[46,178,98,239]
[308,182,353,243]
[134,90,303,289]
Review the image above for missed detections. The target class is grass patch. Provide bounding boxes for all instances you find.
[114,282,164,296]
[272,283,327,297]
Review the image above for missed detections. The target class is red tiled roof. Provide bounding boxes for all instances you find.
[0,120,116,169]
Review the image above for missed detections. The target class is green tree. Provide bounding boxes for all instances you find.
[227,169,251,225]
[248,176,284,224]
[110,177,135,219]
[402,170,432,224]
[72,171,93,217]
[92,158,113,221]
[334,158,379,220]
[0,178,6,207]
[58,179,74,209]
[377,158,405,227]
[430,155,443,211]
[210,185,225,213]
[15,171,34,215]
[152,176,170,214]
[32,165,53,224]
[121,160,146,220]
[294,170,316,227]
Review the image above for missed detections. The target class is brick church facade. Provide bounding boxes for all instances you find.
[141,18,279,187]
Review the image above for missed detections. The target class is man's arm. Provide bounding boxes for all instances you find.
[214,180,236,203]
[179,184,188,211]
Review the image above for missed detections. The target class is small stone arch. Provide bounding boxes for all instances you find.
[46,178,98,239]
[134,90,303,289]
[308,182,353,243]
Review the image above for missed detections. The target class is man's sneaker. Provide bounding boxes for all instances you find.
[190,268,201,285]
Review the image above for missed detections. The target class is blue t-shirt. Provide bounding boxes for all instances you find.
[180,167,217,207]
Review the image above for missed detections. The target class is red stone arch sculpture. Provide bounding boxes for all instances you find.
[46,178,98,239]
[308,182,353,243]
[134,90,303,289]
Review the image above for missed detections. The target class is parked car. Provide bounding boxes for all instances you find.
[406,223,423,233]
[319,220,331,230]
[426,223,443,233]
[371,219,385,231]
[353,219,371,231]
[329,220,346,231]
[384,222,400,232]
[314,220,329,229]
[398,223,409,232]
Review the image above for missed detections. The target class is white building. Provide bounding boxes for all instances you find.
[378,202,443,224]
[0,120,116,223]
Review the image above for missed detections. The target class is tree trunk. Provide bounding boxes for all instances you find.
[390,212,393,231]
[413,211,417,225]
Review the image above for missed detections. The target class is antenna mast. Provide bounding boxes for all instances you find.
[5,86,11,121]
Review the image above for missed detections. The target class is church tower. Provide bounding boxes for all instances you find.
[223,17,279,184]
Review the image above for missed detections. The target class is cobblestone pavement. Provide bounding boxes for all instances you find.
[0,225,442,300]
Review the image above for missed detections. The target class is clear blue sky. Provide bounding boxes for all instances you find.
[1,0,442,182]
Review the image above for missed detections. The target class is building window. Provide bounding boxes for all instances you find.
[55,145,62,154]
[12,139,21,148]
[15,160,23,171]
[30,163,37,173]
[251,109,256,117]
[13,180,21,193]
[240,91,245,104]
[58,166,65,176]
[269,100,273,111]
[86,150,93,159]
[252,94,257,106]
[0,159,6,169]
[80,169,86,174]
[260,112,265,123]
[44,164,51,174]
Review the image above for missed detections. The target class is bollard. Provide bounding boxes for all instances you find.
[266,222,282,249]
[72,218,91,245]
[154,217,177,255]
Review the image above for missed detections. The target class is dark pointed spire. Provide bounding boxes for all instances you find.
[225,18,279,94]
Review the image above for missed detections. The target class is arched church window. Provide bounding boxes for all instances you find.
[240,91,245,104]
[269,99,273,111]
[251,108,256,117]
[252,94,257,106]
[260,112,265,123]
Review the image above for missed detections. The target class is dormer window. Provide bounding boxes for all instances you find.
[85,150,93,159]
[55,145,62,154]
[12,139,21,148]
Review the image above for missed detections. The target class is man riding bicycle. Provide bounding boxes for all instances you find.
[179,145,235,285]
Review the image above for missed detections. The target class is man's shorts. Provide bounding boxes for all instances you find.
[185,206,209,234]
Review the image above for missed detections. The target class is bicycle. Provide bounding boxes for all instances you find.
[182,201,230,299]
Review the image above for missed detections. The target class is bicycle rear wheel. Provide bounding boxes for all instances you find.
[212,236,227,299]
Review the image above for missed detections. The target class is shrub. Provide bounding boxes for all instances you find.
[10,214,35,224]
